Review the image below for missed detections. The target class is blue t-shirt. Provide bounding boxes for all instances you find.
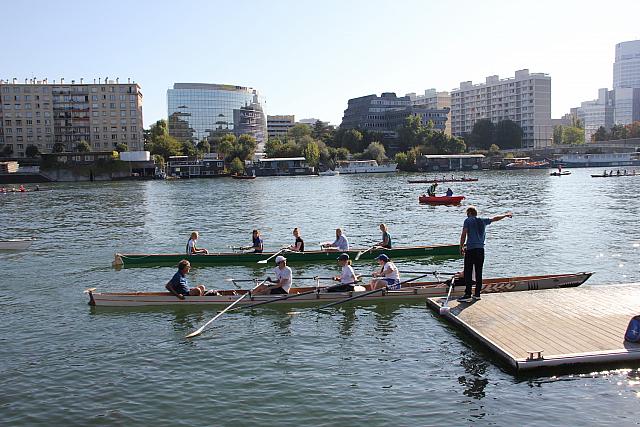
[169,270,190,296]
[463,216,492,250]
[253,236,263,253]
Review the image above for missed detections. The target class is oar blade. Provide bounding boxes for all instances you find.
[257,260,268,264]
[354,251,363,261]
[185,328,204,339]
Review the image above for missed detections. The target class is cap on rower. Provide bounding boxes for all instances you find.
[337,253,350,261]
[376,254,390,262]
[275,255,287,264]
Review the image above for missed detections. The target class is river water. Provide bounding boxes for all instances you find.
[1,168,639,426]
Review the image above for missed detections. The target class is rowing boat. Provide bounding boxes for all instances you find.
[0,238,34,250]
[419,195,465,205]
[87,272,593,307]
[112,244,461,268]
[591,173,638,178]
[550,171,571,176]
[408,178,478,183]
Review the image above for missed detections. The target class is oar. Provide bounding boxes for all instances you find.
[400,270,458,276]
[257,247,288,264]
[185,280,265,338]
[231,289,320,311]
[355,245,380,261]
[438,277,456,315]
[318,273,431,310]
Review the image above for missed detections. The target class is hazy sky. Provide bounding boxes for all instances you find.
[2,0,639,127]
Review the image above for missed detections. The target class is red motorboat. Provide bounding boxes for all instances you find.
[419,194,465,205]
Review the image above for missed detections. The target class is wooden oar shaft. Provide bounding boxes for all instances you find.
[231,289,319,311]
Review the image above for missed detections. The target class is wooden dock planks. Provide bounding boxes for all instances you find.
[427,284,640,371]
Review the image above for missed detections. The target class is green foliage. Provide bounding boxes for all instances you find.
[303,140,320,167]
[593,126,607,142]
[115,143,128,153]
[2,145,14,156]
[397,115,430,150]
[52,143,65,153]
[197,139,211,155]
[334,147,350,160]
[362,141,386,163]
[610,124,629,140]
[553,125,563,144]
[181,141,198,157]
[231,134,257,161]
[288,123,312,141]
[394,146,421,172]
[76,140,91,152]
[153,154,165,170]
[25,145,40,158]
[493,120,522,149]
[562,126,584,145]
[148,134,182,159]
[150,119,169,140]
[488,144,500,156]
[336,128,364,153]
[587,121,640,142]
[312,120,333,142]
[229,157,244,175]
[468,119,495,149]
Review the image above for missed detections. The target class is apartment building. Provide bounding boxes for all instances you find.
[0,78,144,158]
[451,69,552,148]
[267,115,295,139]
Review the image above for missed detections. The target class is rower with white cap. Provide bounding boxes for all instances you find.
[254,255,293,295]
[326,253,359,293]
[369,253,401,291]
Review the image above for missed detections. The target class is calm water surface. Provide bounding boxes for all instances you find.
[1,168,639,426]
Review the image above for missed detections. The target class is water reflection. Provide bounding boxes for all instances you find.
[458,352,489,399]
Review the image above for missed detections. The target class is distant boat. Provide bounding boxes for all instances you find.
[319,170,339,176]
[550,171,571,176]
[505,160,549,169]
[0,238,34,250]
[335,160,397,174]
[231,174,256,180]
[408,177,478,183]
[419,195,465,205]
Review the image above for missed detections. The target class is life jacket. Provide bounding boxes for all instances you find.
[624,315,640,342]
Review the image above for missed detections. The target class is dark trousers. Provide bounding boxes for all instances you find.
[464,248,484,297]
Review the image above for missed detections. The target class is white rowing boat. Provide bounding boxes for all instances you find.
[0,238,34,250]
[87,272,592,307]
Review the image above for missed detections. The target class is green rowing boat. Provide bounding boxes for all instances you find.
[113,244,461,268]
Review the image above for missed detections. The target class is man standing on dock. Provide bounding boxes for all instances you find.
[458,206,512,303]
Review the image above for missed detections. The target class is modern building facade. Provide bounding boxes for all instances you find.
[341,92,449,138]
[577,88,615,142]
[267,115,295,139]
[406,89,452,135]
[167,83,267,150]
[0,78,144,158]
[612,39,640,125]
[450,69,552,148]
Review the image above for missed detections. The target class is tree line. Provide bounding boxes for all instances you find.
[592,121,640,142]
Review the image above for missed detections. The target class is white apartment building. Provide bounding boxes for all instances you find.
[0,78,143,158]
[406,89,451,135]
[613,40,640,125]
[267,115,295,139]
[451,69,552,148]
[577,88,615,142]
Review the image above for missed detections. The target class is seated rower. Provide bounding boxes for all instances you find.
[321,228,349,252]
[327,253,359,292]
[254,255,292,295]
[165,260,206,299]
[446,188,453,197]
[369,254,401,290]
[243,229,263,253]
[19,185,26,192]
[186,231,209,255]
[377,223,392,249]
[288,227,304,252]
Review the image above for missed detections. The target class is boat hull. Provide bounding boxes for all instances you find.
[0,239,33,250]
[419,195,465,205]
[408,178,478,183]
[550,172,571,176]
[113,244,461,268]
[88,272,593,307]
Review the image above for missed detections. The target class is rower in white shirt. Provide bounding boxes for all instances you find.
[253,255,292,295]
[369,254,401,290]
[327,253,359,293]
[321,228,349,252]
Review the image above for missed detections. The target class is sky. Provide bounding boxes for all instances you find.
[2,0,639,127]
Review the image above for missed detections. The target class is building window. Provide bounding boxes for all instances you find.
[112,134,118,140]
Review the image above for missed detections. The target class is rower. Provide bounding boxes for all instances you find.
[243,229,263,253]
[427,183,438,197]
[186,231,209,255]
[19,185,26,192]
[369,254,400,290]
[377,223,392,249]
[288,227,304,252]
[446,188,453,197]
[254,255,292,295]
[165,260,207,299]
[321,228,349,251]
[327,253,359,292]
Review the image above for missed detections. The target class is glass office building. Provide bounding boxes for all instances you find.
[167,83,267,149]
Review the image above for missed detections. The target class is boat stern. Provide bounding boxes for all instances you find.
[84,288,97,306]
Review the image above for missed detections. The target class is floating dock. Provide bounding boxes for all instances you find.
[427,284,640,372]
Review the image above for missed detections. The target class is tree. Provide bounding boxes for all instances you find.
[334,147,350,161]
[153,154,165,171]
[593,126,608,142]
[562,126,584,145]
[196,139,211,155]
[493,120,522,149]
[149,119,169,140]
[488,144,500,156]
[340,128,364,153]
[148,134,182,159]
[362,141,386,163]
[2,145,14,156]
[469,119,495,150]
[52,142,65,153]
[312,120,332,141]
[76,140,91,152]
[234,134,258,160]
[553,125,563,145]
[288,123,312,141]
[397,115,427,151]
[25,145,40,158]
[610,124,629,140]
[303,140,320,167]
[229,157,244,175]
[215,134,236,160]
[626,121,640,138]
[181,141,197,157]
[115,143,128,153]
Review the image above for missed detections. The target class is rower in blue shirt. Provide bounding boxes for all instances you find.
[243,229,264,253]
[165,260,207,299]
[321,228,349,251]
